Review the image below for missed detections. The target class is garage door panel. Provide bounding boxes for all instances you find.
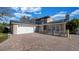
[17,27,35,34]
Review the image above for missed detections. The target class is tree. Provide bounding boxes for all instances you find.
[66,19,79,34]
[0,7,14,23]
[20,16,30,23]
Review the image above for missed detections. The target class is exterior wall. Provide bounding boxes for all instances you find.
[53,23,66,36]
[47,17,53,23]
[35,22,68,37]
[12,24,18,34]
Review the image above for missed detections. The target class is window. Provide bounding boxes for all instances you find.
[43,25,47,30]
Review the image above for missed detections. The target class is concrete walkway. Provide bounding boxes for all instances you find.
[0,33,79,51]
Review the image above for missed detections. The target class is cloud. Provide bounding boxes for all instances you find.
[24,7,41,13]
[70,9,79,16]
[12,7,42,18]
[52,11,66,18]
[12,7,42,13]
[12,7,19,11]
[14,13,32,18]
[34,12,42,14]
[10,17,18,20]
[51,11,67,20]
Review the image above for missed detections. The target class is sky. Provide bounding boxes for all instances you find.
[0,7,79,22]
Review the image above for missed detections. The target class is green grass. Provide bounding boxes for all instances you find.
[0,33,8,43]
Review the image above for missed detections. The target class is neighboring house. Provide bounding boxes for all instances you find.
[10,15,70,37]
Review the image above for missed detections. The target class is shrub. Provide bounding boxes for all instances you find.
[66,19,79,34]
[2,27,10,33]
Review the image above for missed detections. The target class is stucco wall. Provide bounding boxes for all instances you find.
[12,24,17,34]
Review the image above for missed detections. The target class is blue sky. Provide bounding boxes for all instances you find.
[32,7,79,19]
[0,7,79,22]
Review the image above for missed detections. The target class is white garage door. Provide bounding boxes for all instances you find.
[16,24,35,34]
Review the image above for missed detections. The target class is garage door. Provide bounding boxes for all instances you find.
[16,24,35,34]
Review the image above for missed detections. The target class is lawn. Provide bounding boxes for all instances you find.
[0,33,8,43]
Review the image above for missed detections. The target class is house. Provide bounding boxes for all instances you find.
[10,16,36,34]
[10,14,70,37]
[34,14,69,37]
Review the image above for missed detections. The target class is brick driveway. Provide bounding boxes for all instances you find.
[0,33,79,51]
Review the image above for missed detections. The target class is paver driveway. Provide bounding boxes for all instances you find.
[0,33,79,51]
